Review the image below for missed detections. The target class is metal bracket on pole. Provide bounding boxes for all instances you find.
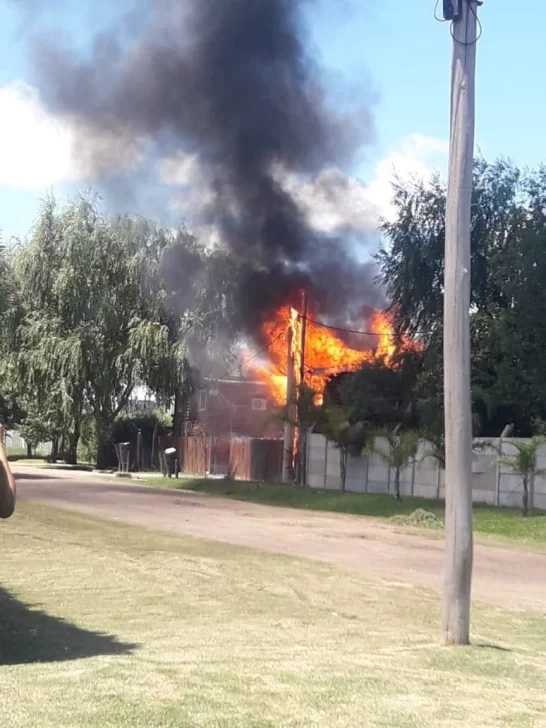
[443,0,461,20]
[444,0,483,22]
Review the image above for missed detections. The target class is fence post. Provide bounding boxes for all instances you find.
[496,425,514,508]
[323,436,328,490]
[365,456,369,493]
[411,457,416,497]
[495,440,502,507]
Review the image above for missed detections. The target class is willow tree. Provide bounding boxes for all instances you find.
[17,195,187,467]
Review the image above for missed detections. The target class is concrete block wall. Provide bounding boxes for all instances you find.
[305,434,546,511]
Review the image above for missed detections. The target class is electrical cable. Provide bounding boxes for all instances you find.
[434,0,483,44]
[434,0,449,23]
[301,314,432,339]
[450,1,483,46]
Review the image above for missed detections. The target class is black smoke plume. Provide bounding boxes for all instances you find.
[26,0,383,331]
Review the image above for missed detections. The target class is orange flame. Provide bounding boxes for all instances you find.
[247,305,415,406]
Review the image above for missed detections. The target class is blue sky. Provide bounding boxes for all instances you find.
[0,0,543,240]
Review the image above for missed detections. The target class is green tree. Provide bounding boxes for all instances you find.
[16,195,188,468]
[343,351,423,432]
[377,159,521,337]
[366,427,420,501]
[498,438,546,517]
[378,159,546,436]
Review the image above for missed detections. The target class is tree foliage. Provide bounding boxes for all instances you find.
[340,351,423,432]
[365,427,420,501]
[498,438,546,517]
[378,159,546,436]
[14,195,191,466]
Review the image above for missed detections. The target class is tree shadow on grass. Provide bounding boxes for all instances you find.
[0,587,137,665]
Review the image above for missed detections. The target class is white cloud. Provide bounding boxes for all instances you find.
[0,81,145,189]
[366,133,448,222]
[0,82,77,188]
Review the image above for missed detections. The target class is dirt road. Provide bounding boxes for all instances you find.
[14,468,546,612]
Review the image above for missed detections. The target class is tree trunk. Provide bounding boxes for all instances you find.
[522,475,529,517]
[394,469,402,501]
[50,437,59,464]
[151,422,159,471]
[65,423,81,465]
[26,443,33,459]
[95,419,112,470]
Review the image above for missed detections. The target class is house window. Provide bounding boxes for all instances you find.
[252,397,267,411]
[198,390,208,412]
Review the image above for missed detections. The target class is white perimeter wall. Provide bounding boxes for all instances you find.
[306,434,546,510]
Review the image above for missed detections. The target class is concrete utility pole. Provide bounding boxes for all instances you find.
[443,0,480,646]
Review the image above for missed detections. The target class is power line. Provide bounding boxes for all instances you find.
[302,314,432,338]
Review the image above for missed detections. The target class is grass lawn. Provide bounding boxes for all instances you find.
[9,456,94,472]
[1,504,546,727]
[134,476,546,548]
[6,449,49,467]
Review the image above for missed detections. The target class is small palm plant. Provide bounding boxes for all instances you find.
[366,426,420,501]
[421,431,446,500]
[499,437,546,517]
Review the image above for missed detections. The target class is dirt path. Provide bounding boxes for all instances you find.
[14,468,546,612]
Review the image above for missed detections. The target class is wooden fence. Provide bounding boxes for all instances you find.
[230,438,283,482]
[159,435,283,482]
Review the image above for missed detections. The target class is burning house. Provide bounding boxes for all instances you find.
[180,377,282,440]
[25,0,408,480]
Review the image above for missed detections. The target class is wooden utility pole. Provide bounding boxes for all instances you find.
[298,292,309,485]
[299,292,308,385]
[443,0,479,645]
[282,320,296,482]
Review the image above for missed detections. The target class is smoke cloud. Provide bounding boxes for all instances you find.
[24,0,384,330]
